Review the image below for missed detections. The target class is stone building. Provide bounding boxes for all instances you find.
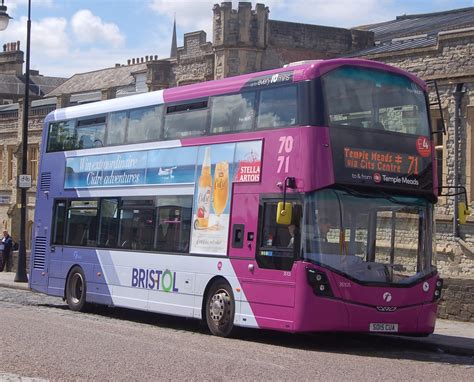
[350,7,474,321]
[0,41,65,250]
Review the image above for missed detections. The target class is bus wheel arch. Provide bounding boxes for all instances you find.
[65,265,88,312]
[203,276,236,337]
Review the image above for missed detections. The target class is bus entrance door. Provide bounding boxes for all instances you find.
[230,195,298,331]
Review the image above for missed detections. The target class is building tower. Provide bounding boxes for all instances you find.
[170,16,177,59]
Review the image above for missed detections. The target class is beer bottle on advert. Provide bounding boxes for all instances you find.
[196,147,212,228]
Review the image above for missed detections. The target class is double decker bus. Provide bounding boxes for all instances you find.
[30,59,443,337]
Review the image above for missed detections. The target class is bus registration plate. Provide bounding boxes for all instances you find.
[369,323,398,332]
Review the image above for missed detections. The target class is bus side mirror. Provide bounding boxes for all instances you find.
[458,202,471,225]
[276,202,292,225]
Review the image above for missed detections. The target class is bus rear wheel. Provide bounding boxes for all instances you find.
[205,280,235,337]
[66,266,88,312]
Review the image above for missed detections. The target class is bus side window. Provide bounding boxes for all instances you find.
[65,200,99,247]
[76,117,106,149]
[126,105,163,144]
[47,120,76,152]
[107,111,128,146]
[118,201,155,251]
[52,200,67,245]
[98,198,119,248]
[257,85,298,129]
[210,92,255,134]
[155,197,192,253]
[257,201,301,271]
[164,100,209,139]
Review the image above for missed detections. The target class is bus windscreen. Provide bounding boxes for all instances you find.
[322,66,430,136]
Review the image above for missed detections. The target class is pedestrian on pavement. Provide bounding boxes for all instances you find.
[0,230,13,272]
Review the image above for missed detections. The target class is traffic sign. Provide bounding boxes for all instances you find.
[18,174,32,189]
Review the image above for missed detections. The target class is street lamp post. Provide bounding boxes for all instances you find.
[15,0,31,282]
[0,0,30,282]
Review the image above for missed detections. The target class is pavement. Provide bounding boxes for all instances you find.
[0,271,473,357]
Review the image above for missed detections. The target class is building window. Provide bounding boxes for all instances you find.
[7,146,15,183]
[27,220,34,250]
[27,145,39,184]
[430,109,445,196]
[434,119,443,187]
[0,147,3,183]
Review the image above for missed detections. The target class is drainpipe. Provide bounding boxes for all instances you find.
[453,83,465,237]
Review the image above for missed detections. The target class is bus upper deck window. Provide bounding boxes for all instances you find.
[126,105,163,144]
[164,100,208,140]
[76,117,106,149]
[211,92,255,134]
[47,120,76,152]
[107,111,127,146]
[257,85,298,129]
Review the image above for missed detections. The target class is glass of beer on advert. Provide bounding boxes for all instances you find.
[213,161,229,227]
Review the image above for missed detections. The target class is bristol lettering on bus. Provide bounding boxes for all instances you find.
[30,59,444,337]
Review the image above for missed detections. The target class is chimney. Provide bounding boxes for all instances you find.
[17,40,20,50]
[127,59,131,65]
[154,55,158,60]
[132,58,135,64]
[141,57,144,63]
[0,41,25,76]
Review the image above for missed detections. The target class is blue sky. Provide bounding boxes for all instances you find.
[0,0,472,78]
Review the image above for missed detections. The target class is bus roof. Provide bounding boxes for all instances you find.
[163,58,427,103]
[47,58,426,123]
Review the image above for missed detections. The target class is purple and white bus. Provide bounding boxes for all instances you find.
[30,59,442,337]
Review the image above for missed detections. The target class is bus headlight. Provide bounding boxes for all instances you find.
[306,267,333,297]
[434,278,443,301]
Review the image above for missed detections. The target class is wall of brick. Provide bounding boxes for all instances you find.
[437,278,474,322]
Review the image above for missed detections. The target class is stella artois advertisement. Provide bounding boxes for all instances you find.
[190,140,262,255]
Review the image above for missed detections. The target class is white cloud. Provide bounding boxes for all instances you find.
[71,9,125,48]
[272,0,399,27]
[147,0,401,30]
[0,16,69,60]
[1,0,54,15]
[149,0,215,37]
[38,47,135,77]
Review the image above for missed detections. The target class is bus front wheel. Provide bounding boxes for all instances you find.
[66,266,88,312]
[205,280,235,337]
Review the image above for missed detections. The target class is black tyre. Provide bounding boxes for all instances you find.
[66,266,88,312]
[205,280,235,337]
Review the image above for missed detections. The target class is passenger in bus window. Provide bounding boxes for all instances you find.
[287,224,297,248]
[318,218,332,242]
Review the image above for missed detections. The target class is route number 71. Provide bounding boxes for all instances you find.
[277,136,294,173]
